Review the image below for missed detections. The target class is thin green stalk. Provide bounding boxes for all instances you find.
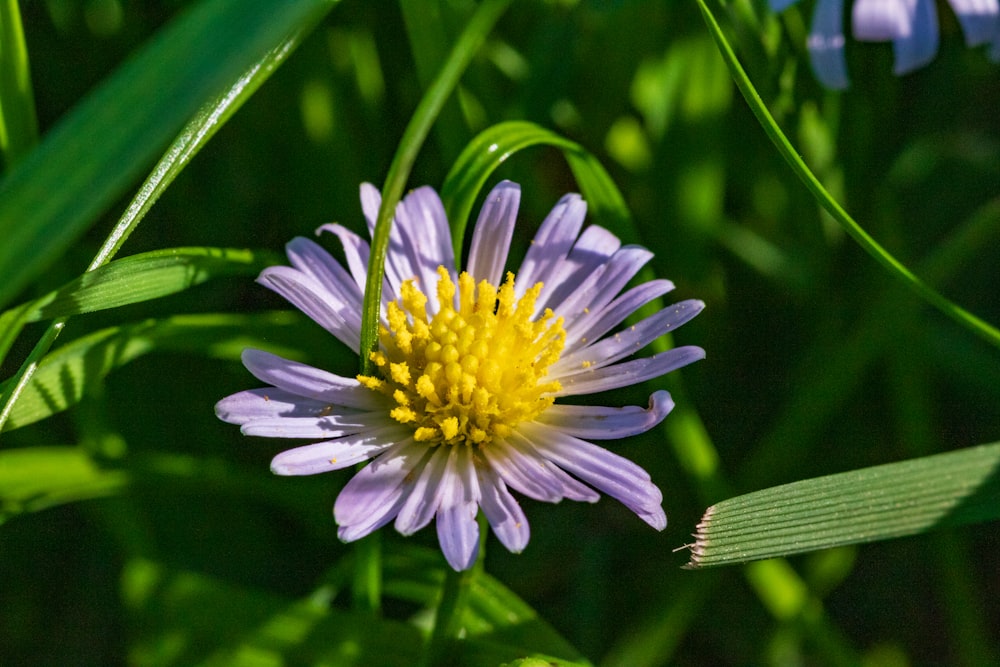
[0,0,38,168]
[695,0,1000,351]
[351,533,382,614]
[421,514,488,667]
[358,0,512,375]
[349,0,508,618]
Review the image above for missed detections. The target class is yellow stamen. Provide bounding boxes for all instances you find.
[359,266,565,447]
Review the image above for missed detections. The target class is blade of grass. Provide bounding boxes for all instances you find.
[695,0,1000,351]
[439,120,636,259]
[0,311,308,432]
[0,0,336,308]
[0,4,331,435]
[686,441,1000,568]
[0,0,38,169]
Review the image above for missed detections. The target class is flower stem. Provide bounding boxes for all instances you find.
[351,531,382,614]
[421,513,488,667]
[359,0,512,375]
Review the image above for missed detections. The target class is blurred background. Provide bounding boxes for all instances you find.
[3,0,999,664]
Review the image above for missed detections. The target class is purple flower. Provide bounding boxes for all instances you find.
[216,181,704,571]
[771,0,999,88]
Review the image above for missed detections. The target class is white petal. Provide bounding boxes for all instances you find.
[552,245,653,331]
[808,0,850,89]
[360,183,381,236]
[552,345,706,396]
[947,0,999,46]
[394,447,451,535]
[334,442,421,541]
[478,465,530,554]
[270,424,406,474]
[852,0,910,40]
[359,183,414,300]
[520,422,666,530]
[553,299,705,377]
[242,414,378,439]
[514,194,587,297]
[393,186,456,311]
[537,225,622,315]
[467,180,521,287]
[316,223,371,292]
[436,447,481,571]
[360,184,455,311]
[285,237,362,306]
[215,387,331,424]
[257,266,361,352]
[484,433,599,503]
[563,279,675,349]
[240,349,382,410]
[535,390,675,440]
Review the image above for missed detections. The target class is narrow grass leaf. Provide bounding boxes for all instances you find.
[686,442,1000,568]
[695,0,1000,351]
[0,0,333,434]
[0,0,38,168]
[0,312,308,432]
[440,120,636,257]
[0,446,127,523]
[0,0,336,307]
[13,247,275,323]
[123,559,423,667]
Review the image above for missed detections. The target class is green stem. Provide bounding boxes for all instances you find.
[358,0,512,375]
[422,513,488,667]
[351,532,382,614]
[695,0,1000,351]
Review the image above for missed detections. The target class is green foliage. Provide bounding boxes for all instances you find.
[687,441,1000,567]
[0,0,337,306]
[1,1,998,665]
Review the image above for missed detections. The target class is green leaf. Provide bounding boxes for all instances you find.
[0,0,38,168]
[0,0,336,307]
[695,0,1000,351]
[0,246,272,373]
[382,545,590,665]
[120,551,589,667]
[0,312,308,432]
[439,120,636,258]
[123,558,424,667]
[0,446,127,522]
[9,247,275,324]
[686,442,1000,568]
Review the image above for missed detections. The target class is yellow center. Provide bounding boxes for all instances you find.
[358,266,565,447]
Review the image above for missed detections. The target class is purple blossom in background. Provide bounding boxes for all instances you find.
[216,181,704,571]
[771,0,1000,88]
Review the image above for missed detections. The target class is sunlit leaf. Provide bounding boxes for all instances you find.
[686,442,1000,568]
[382,545,590,665]
[440,120,636,257]
[123,558,423,667]
[0,312,310,432]
[0,0,38,168]
[0,446,127,522]
[0,0,337,307]
[0,247,274,328]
